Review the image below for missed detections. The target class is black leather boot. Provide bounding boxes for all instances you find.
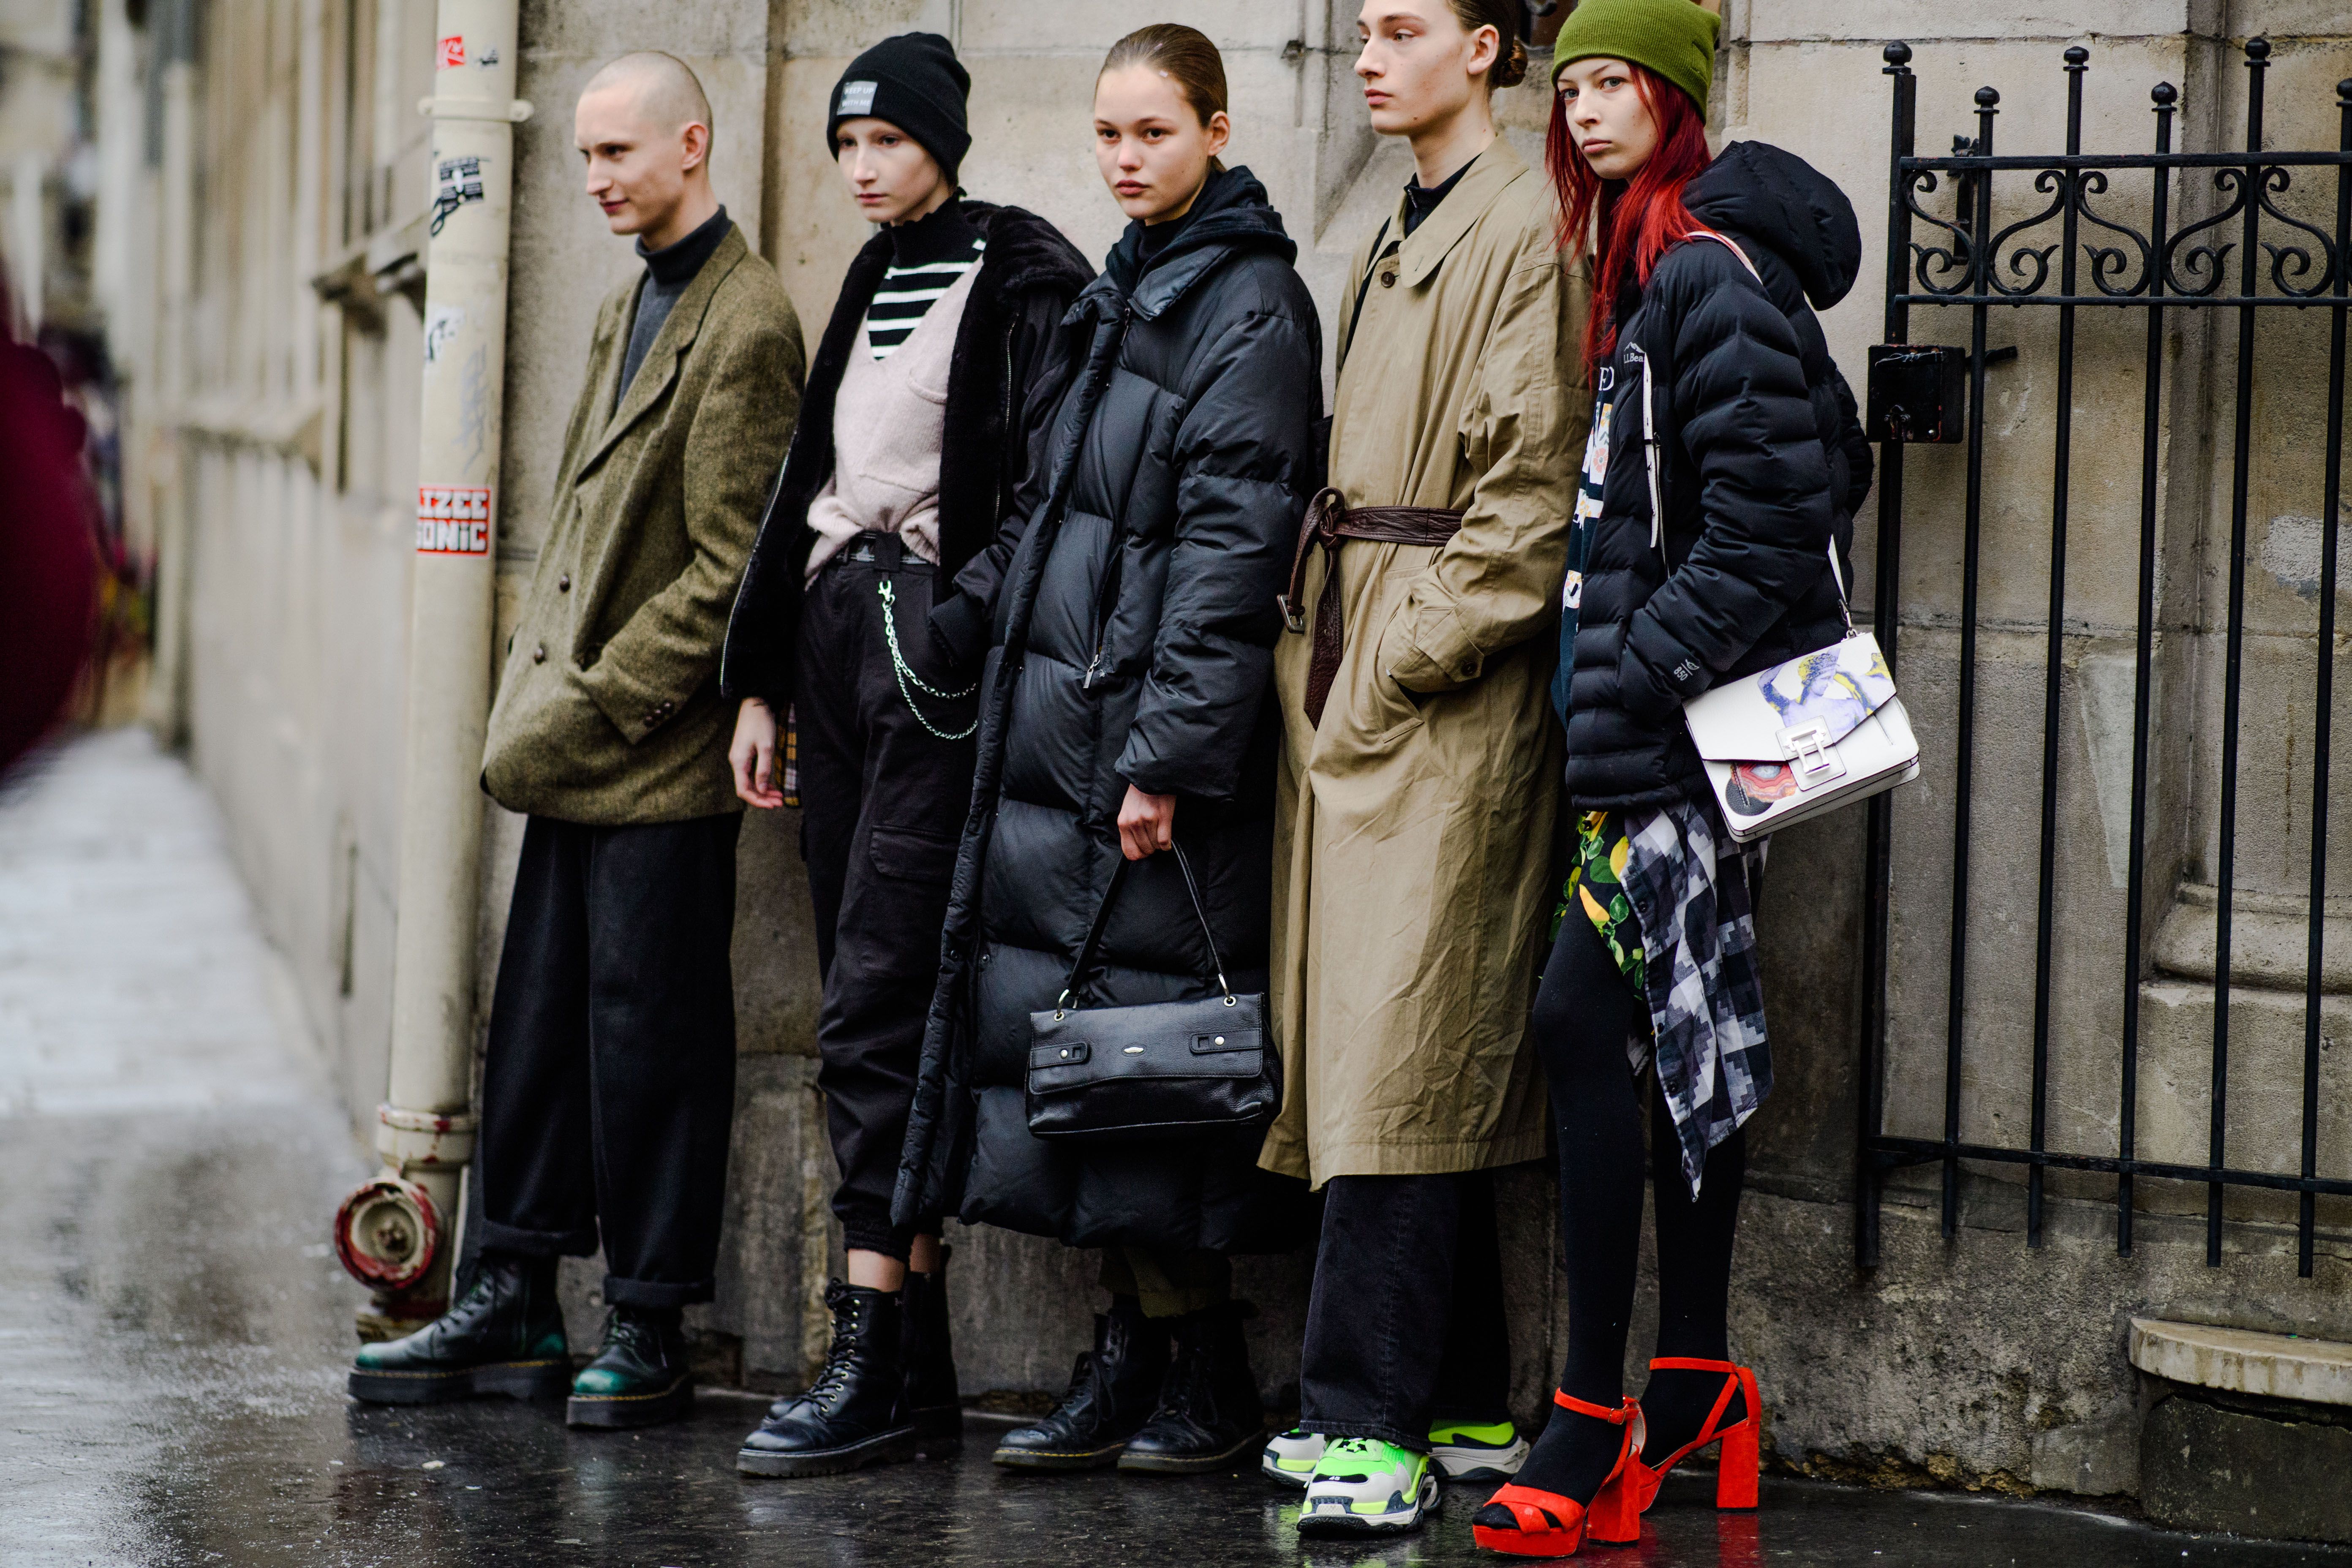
[738,1282,917,1477]
[901,1251,961,1456]
[566,1304,693,1429]
[348,1255,570,1405]
[992,1296,1170,1471]
[1119,1300,1267,1473]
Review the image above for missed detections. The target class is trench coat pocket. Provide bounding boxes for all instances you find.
[1347,601,1428,748]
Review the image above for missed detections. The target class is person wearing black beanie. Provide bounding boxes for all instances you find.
[719,29,1092,1482]
[825,32,972,182]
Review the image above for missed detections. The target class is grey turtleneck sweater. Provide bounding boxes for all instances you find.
[618,204,732,402]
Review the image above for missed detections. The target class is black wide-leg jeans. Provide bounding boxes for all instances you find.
[795,534,977,1259]
[1296,1168,1514,1450]
[476,811,741,1307]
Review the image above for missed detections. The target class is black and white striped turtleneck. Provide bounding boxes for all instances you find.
[867,198,984,360]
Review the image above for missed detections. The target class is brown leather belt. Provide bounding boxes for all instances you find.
[1280,486,1465,728]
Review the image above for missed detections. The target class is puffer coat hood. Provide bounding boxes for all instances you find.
[1683,140,1863,313]
[1562,140,1873,809]
[894,167,1323,1249]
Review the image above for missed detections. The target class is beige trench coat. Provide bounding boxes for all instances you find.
[1262,139,1590,1184]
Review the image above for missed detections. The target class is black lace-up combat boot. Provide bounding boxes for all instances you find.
[738,1282,917,1477]
[1119,1300,1266,1473]
[991,1296,1171,1470]
[900,1250,961,1456]
[348,1255,570,1405]
[566,1304,693,1429]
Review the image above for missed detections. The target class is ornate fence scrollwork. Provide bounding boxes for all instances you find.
[1858,39,2352,1282]
[1887,43,2351,310]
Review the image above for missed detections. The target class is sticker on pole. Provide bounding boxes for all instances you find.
[439,35,464,68]
[416,486,493,555]
[430,155,485,235]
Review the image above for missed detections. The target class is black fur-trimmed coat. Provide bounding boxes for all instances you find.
[719,201,1092,709]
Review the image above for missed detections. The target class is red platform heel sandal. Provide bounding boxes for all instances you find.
[1625,1358,1760,1514]
[1470,1393,1645,1557]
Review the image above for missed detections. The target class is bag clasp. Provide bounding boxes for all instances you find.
[1778,721,1847,790]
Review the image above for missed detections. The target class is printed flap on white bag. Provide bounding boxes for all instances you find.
[1683,632,1897,763]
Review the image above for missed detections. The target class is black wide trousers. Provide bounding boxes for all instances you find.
[795,535,978,1259]
[476,811,741,1307]
[1297,1168,1515,1449]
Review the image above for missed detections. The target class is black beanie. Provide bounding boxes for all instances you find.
[827,33,972,180]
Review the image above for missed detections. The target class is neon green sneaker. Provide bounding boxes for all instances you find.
[1298,1437,1440,1534]
[1429,1419,1530,1482]
[1266,1421,1530,1488]
[1262,1426,1322,1486]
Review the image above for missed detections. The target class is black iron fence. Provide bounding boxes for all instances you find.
[1856,39,2351,1274]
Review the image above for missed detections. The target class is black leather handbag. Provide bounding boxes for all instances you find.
[1025,846,1279,1142]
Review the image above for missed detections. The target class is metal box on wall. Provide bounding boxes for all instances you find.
[1866,343,1968,444]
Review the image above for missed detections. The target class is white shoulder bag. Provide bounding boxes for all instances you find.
[1636,231,1920,845]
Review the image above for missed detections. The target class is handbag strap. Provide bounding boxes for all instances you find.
[1055,844,1232,1012]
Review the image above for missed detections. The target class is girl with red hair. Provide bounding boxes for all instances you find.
[1472,0,1871,1556]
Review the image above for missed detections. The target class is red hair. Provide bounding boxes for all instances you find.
[1546,63,1712,376]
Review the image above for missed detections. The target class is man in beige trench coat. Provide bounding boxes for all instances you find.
[1260,0,1589,1533]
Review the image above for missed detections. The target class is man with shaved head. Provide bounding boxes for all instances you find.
[350,49,805,1434]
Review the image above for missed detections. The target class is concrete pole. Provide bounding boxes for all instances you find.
[334,0,530,1337]
[141,38,196,746]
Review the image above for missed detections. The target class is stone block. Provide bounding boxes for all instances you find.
[2131,980,2352,1228]
[2129,1318,2352,1408]
[2141,1390,2352,1543]
[731,803,822,1057]
[1733,1,2218,42]
[712,1054,829,1385]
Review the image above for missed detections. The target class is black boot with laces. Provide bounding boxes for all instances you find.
[1119,1300,1266,1474]
[348,1255,569,1405]
[567,1303,693,1429]
[992,1295,1170,1470]
[737,1282,916,1477]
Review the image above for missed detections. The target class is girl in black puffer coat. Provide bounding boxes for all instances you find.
[1473,3,1873,1556]
[894,27,1321,1478]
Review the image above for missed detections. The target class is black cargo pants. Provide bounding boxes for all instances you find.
[796,534,979,1259]
[475,811,741,1307]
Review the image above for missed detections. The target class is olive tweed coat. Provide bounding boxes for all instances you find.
[482,223,805,823]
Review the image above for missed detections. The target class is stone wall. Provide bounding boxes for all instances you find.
[123,0,2352,1505]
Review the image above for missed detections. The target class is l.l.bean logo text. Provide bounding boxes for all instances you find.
[416,485,493,555]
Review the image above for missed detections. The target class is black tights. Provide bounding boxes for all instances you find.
[1507,912,1747,1507]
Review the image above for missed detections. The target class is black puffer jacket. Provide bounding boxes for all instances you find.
[893,169,1322,1250]
[718,201,1092,708]
[1565,141,1874,808]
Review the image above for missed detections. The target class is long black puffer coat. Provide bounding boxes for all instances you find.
[893,168,1322,1250]
[1565,140,1874,809]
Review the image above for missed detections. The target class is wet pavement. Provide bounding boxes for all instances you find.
[6,728,2351,1568]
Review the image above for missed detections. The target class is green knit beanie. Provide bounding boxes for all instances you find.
[1550,0,1720,114]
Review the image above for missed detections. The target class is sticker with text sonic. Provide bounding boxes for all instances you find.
[416,486,492,555]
